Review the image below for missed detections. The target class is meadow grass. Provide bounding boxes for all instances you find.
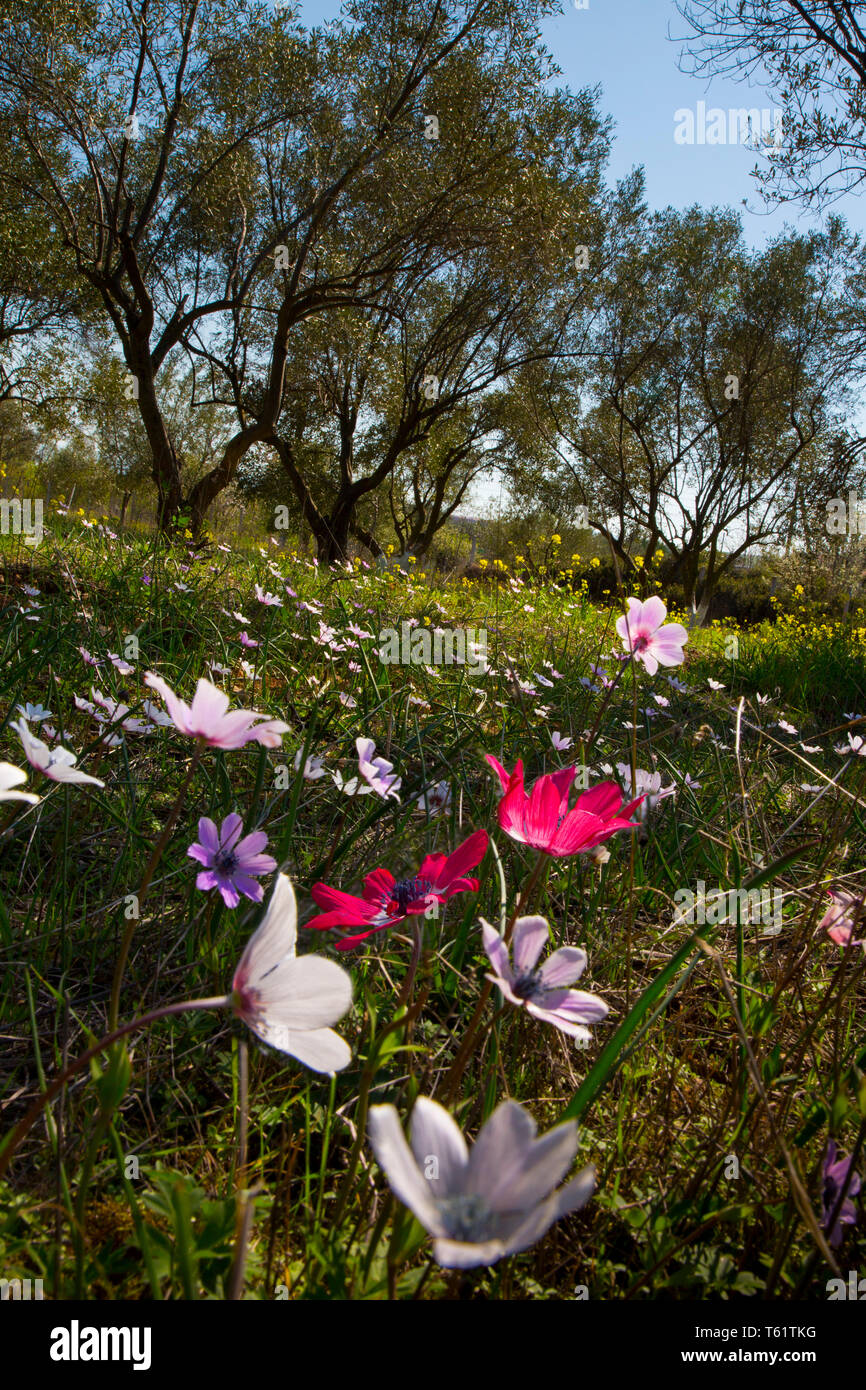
[1,518,864,1300]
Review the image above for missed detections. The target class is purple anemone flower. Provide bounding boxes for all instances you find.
[821,1140,861,1248]
[188,813,277,908]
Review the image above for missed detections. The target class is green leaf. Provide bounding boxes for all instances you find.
[90,1044,132,1113]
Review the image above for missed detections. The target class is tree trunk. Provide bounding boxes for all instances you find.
[350,520,383,558]
[315,515,352,565]
[187,429,263,536]
[689,593,712,629]
[128,345,183,535]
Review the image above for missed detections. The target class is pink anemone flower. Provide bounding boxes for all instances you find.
[819,888,866,950]
[307,828,489,951]
[144,672,289,749]
[615,596,688,676]
[485,756,643,858]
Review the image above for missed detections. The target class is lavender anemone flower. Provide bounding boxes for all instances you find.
[188,813,277,908]
[481,916,608,1039]
[368,1096,595,1268]
[356,737,401,800]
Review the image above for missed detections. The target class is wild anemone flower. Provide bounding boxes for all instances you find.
[616,596,688,675]
[821,1141,861,1248]
[12,718,105,787]
[144,672,289,749]
[356,737,401,800]
[88,689,153,735]
[836,732,866,757]
[294,750,327,780]
[333,737,401,797]
[367,1096,595,1268]
[485,756,642,858]
[188,813,277,908]
[481,916,608,1039]
[819,888,866,950]
[254,584,282,607]
[16,702,52,722]
[416,780,452,816]
[610,762,676,821]
[307,828,488,951]
[108,651,135,675]
[0,761,40,805]
[230,873,353,1072]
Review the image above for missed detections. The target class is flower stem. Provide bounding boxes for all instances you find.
[331,988,429,1231]
[319,803,350,882]
[626,662,639,1010]
[444,851,548,1102]
[395,918,424,1010]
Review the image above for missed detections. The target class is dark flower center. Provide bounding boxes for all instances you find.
[215,848,239,874]
[512,971,543,1001]
[391,876,433,911]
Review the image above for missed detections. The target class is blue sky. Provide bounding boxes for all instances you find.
[294,0,866,248]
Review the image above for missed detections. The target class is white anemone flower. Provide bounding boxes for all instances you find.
[0,761,40,804]
[614,762,675,820]
[416,780,451,816]
[231,874,352,1073]
[12,719,105,787]
[16,702,52,722]
[368,1096,595,1268]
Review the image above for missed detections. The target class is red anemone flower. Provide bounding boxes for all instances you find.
[485,755,643,857]
[307,828,488,951]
